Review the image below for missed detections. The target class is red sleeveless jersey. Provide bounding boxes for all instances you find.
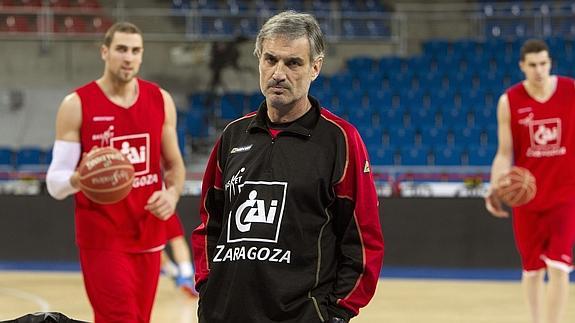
[75,79,167,252]
[508,76,575,211]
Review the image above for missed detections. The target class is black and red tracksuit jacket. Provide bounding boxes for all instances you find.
[192,96,384,323]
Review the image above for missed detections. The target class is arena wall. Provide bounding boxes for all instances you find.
[0,195,520,268]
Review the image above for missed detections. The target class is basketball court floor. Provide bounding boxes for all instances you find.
[1,269,574,322]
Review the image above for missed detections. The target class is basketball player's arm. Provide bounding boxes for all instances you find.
[485,94,513,218]
[46,93,82,199]
[145,89,185,220]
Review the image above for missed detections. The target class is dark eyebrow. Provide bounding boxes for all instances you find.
[287,57,304,64]
[263,52,304,64]
[114,44,142,51]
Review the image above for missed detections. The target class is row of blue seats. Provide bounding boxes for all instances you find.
[188,92,498,125]
[193,15,391,38]
[421,37,575,62]
[0,147,51,171]
[481,1,575,16]
[0,143,495,170]
[360,125,497,147]
[370,144,496,166]
[172,0,388,13]
[486,20,575,39]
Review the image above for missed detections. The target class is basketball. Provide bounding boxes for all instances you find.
[77,147,135,204]
[496,166,536,207]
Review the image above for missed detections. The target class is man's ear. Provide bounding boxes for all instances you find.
[312,57,323,80]
[100,44,108,61]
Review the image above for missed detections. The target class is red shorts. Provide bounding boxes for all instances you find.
[79,248,161,323]
[513,200,575,273]
[165,213,184,241]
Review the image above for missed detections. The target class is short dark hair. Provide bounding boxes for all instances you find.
[520,39,550,61]
[103,22,142,47]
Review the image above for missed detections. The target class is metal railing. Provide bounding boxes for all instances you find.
[0,4,406,50]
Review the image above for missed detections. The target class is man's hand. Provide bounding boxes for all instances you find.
[145,188,179,220]
[484,187,509,218]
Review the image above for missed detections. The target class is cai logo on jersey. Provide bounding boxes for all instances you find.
[227,181,287,243]
[526,117,566,157]
[110,133,150,175]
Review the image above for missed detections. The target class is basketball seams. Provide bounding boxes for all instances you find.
[496,166,536,207]
[77,147,135,204]
[78,164,134,181]
[79,178,134,193]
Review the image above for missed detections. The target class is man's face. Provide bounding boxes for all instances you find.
[519,50,551,87]
[258,36,322,109]
[101,32,143,83]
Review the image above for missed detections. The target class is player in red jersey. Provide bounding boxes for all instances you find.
[45,22,185,323]
[485,39,575,323]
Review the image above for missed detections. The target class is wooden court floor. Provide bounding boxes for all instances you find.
[1,271,574,323]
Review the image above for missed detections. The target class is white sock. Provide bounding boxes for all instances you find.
[179,261,193,277]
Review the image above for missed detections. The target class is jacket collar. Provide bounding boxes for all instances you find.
[247,96,321,138]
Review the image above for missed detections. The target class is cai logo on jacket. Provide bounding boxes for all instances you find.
[226,181,287,243]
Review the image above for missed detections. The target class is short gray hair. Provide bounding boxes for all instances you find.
[254,10,325,62]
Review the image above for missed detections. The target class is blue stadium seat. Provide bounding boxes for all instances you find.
[378,107,406,130]
[433,145,463,166]
[347,56,374,73]
[247,92,265,111]
[312,0,331,13]
[45,147,53,166]
[466,145,496,166]
[15,147,44,170]
[472,107,497,128]
[347,108,374,128]
[419,125,449,147]
[360,127,383,147]
[388,126,416,147]
[401,89,423,109]
[370,146,396,166]
[201,17,233,36]
[311,75,330,93]
[186,109,209,138]
[219,93,245,120]
[189,93,208,110]
[177,126,187,159]
[409,107,438,129]
[378,57,403,76]
[0,147,14,171]
[484,124,498,147]
[451,125,483,148]
[235,17,258,36]
[283,0,305,11]
[330,73,356,93]
[452,40,482,59]
[256,0,279,12]
[399,147,430,166]
[342,19,369,38]
[423,39,451,58]
[440,108,469,128]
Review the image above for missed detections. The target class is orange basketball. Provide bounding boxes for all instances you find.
[496,166,536,207]
[78,147,135,204]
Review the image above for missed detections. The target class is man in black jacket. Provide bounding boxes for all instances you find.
[192,10,384,323]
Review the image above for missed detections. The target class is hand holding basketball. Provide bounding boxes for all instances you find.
[77,147,135,204]
[495,166,536,207]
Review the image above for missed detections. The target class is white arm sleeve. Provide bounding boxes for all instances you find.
[46,140,81,200]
